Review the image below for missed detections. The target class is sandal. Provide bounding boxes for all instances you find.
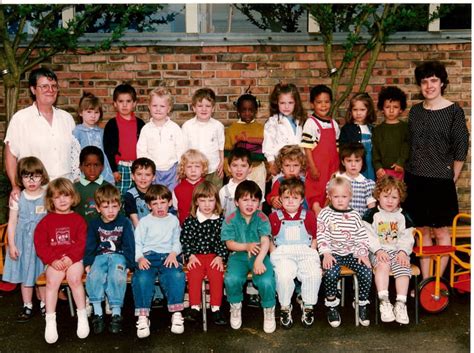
[17,306,34,323]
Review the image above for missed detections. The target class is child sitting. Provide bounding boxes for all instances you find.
[221,180,276,334]
[373,86,409,180]
[219,147,252,218]
[363,176,414,324]
[132,185,186,338]
[269,178,321,329]
[180,181,228,325]
[84,184,135,334]
[318,177,372,328]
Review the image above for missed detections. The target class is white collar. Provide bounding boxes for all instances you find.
[196,209,219,223]
[336,171,366,182]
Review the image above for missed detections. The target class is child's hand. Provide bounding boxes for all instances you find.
[358,256,372,268]
[164,252,179,268]
[312,202,322,217]
[270,196,282,209]
[322,253,336,270]
[113,171,122,183]
[85,265,91,273]
[395,251,410,267]
[376,250,390,263]
[309,166,320,180]
[268,162,279,176]
[246,242,261,257]
[210,256,224,272]
[392,164,404,173]
[51,259,65,271]
[216,161,224,179]
[8,244,19,260]
[138,257,151,270]
[376,168,386,179]
[253,259,266,275]
[187,254,202,270]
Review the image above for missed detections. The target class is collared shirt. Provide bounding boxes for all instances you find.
[220,209,271,244]
[79,175,104,186]
[5,103,75,180]
[182,117,225,173]
[136,118,185,171]
[301,114,340,149]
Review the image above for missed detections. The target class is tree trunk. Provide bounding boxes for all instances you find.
[4,74,20,125]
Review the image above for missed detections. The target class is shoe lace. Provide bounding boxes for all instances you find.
[137,317,148,329]
[172,313,184,326]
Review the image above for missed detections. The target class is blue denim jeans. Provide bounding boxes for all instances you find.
[85,253,127,307]
[132,251,185,313]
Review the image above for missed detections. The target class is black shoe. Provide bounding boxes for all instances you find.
[211,310,227,326]
[301,307,314,328]
[327,306,341,328]
[40,305,46,318]
[17,306,33,323]
[358,305,370,326]
[280,306,293,329]
[109,315,123,334]
[92,314,105,334]
[151,298,165,309]
[247,294,261,308]
[184,308,201,322]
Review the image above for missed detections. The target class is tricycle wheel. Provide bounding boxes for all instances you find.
[418,277,450,314]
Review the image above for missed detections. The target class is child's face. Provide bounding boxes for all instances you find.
[148,197,171,218]
[238,100,257,123]
[280,190,303,214]
[185,161,204,183]
[113,93,136,119]
[21,173,43,193]
[378,187,401,213]
[278,93,296,116]
[329,185,351,211]
[192,98,214,122]
[342,154,363,178]
[311,92,331,118]
[81,108,100,127]
[420,75,443,101]
[80,154,104,182]
[196,196,216,218]
[96,201,121,223]
[281,158,301,179]
[235,193,260,219]
[229,158,251,183]
[132,167,154,193]
[52,193,73,214]
[149,95,171,122]
[351,100,368,125]
[382,100,402,123]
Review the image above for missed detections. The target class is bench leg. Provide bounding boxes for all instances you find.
[66,287,75,317]
[414,274,419,325]
[375,292,379,325]
[340,278,345,307]
[353,275,359,327]
[201,279,207,332]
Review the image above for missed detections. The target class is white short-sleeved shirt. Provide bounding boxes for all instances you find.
[263,114,303,163]
[181,117,225,173]
[136,118,185,171]
[5,104,76,180]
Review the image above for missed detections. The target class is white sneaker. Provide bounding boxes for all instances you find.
[263,306,276,333]
[136,316,150,338]
[394,301,409,324]
[171,312,184,334]
[229,302,242,329]
[379,300,395,323]
[76,309,90,339]
[45,313,58,344]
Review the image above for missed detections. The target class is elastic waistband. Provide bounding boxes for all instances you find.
[118,160,133,167]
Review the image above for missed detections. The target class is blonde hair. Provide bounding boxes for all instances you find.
[373,175,407,203]
[149,86,174,110]
[177,149,209,180]
[94,184,121,206]
[327,176,352,198]
[189,181,222,218]
[45,178,80,212]
[16,156,49,188]
[275,144,306,172]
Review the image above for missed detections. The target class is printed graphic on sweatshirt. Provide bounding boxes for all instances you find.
[98,225,124,254]
[376,221,399,245]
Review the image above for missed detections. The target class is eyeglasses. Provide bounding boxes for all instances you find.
[36,84,59,92]
[21,174,43,182]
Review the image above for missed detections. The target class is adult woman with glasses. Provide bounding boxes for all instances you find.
[4,67,77,199]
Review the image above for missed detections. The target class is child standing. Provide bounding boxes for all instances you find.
[74,146,110,223]
[84,184,135,334]
[73,92,114,184]
[263,83,306,177]
[34,178,89,344]
[373,86,409,180]
[225,92,266,194]
[132,185,186,338]
[340,93,377,181]
[330,142,376,217]
[181,88,225,188]
[172,149,208,225]
[104,83,145,198]
[266,145,307,210]
[219,147,252,218]
[363,176,414,324]
[4,157,49,322]
[221,180,276,334]
[318,177,372,328]
[301,85,340,215]
[269,178,321,329]
[180,181,228,325]
[137,87,185,191]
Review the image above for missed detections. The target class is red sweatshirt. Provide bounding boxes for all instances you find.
[34,212,87,265]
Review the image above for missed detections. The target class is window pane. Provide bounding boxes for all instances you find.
[440,4,471,30]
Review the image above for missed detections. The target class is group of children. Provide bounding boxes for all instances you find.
[3,80,417,344]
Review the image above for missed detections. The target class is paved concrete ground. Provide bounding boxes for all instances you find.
[0,286,469,353]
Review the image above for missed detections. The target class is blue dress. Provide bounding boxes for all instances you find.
[3,191,47,286]
[361,129,375,181]
[73,124,115,184]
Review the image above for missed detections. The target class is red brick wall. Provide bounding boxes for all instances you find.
[0,42,471,211]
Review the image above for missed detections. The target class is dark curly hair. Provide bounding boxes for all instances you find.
[377,86,407,111]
